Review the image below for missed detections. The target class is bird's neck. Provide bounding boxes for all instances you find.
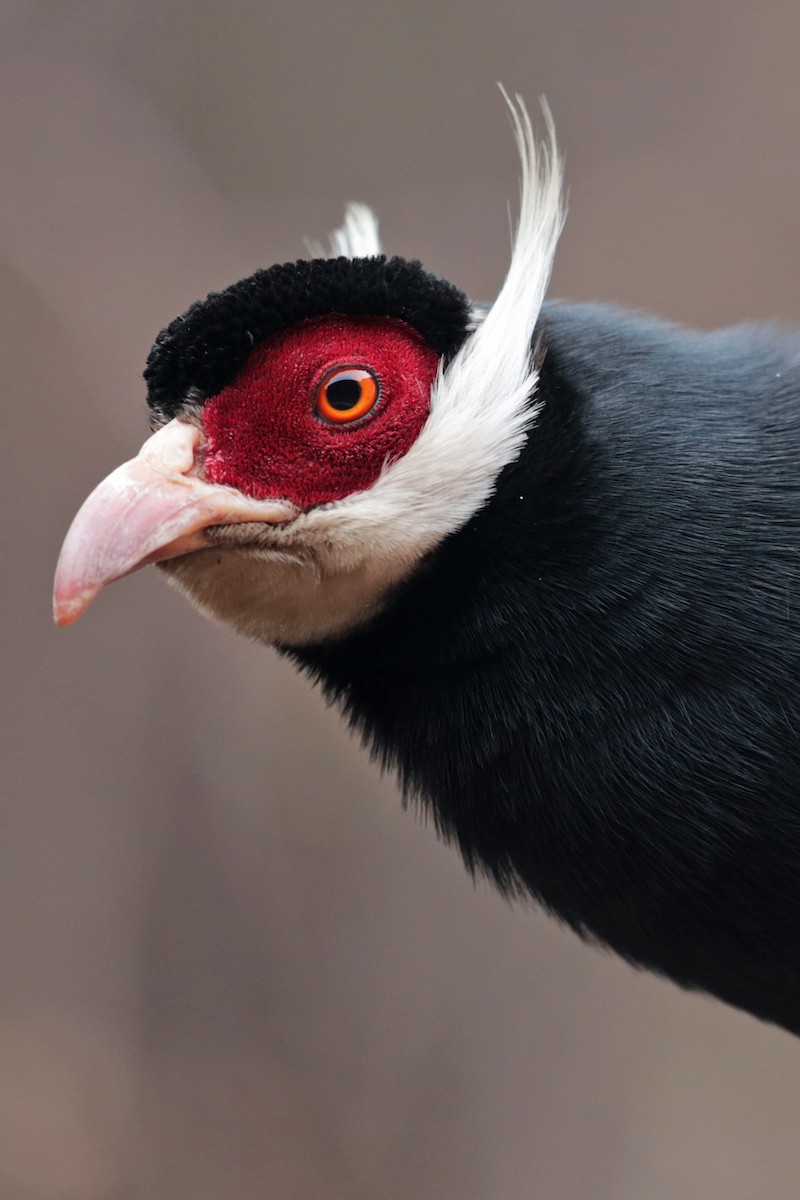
[285,334,605,865]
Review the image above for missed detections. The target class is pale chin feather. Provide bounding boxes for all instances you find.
[161,96,565,648]
[158,541,417,646]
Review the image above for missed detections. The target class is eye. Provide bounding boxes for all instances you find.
[315,366,380,425]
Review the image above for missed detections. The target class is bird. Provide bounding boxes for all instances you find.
[54,99,800,1037]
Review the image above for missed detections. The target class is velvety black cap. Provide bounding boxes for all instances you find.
[144,255,472,422]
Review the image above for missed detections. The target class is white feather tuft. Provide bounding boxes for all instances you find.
[328,203,383,258]
[305,203,382,260]
[303,94,565,565]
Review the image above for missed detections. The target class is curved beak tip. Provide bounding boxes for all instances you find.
[53,589,96,628]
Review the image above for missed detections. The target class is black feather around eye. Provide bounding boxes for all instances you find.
[144,256,471,424]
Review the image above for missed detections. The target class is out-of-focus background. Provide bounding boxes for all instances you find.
[3,2,800,1197]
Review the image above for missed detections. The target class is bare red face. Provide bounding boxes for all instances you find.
[201,313,441,508]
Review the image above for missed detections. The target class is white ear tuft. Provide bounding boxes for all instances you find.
[298,94,565,568]
[410,91,565,537]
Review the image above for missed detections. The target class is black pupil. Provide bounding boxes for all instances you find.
[326,377,363,410]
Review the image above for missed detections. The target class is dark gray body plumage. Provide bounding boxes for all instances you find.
[292,302,800,1035]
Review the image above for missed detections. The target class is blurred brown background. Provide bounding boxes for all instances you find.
[3,2,800,1197]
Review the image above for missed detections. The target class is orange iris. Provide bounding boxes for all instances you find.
[316,367,380,424]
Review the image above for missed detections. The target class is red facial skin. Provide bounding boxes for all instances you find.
[202,314,441,508]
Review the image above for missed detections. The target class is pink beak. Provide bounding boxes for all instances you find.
[53,419,298,627]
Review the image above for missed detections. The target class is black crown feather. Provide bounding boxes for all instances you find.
[144,255,472,423]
